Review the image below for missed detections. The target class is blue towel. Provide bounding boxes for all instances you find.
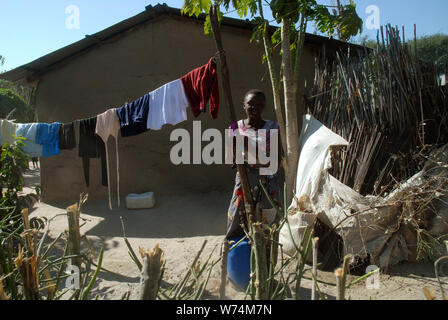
[36,123,61,157]
[116,94,150,137]
[16,123,43,157]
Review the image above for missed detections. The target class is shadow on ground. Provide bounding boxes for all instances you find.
[43,191,229,239]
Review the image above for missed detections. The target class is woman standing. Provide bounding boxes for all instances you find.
[226,89,282,240]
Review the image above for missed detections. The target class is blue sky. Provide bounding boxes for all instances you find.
[1,0,448,72]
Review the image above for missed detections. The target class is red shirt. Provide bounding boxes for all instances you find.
[181,57,220,119]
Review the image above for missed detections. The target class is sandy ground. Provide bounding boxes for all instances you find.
[23,163,448,300]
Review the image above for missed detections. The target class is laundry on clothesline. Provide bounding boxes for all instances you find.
[146,79,189,130]
[16,123,43,157]
[96,108,121,210]
[0,119,18,146]
[181,57,219,119]
[0,57,221,210]
[116,94,150,138]
[36,122,62,158]
[78,117,108,188]
[59,122,76,150]
[114,58,219,136]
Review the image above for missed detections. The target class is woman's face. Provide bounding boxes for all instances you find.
[244,94,266,120]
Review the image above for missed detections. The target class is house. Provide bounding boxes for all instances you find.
[1,4,363,203]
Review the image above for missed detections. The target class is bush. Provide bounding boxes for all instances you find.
[0,137,38,219]
[0,88,31,123]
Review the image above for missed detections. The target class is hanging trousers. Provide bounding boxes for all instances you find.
[78,117,107,187]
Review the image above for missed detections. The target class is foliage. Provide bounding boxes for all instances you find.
[270,0,302,23]
[354,34,377,49]
[180,0,363,300]
[203,8,224,35]
[268,0,362,40]
[0,138,39,220]
[0,88,32,123]
[183,0,362,42]
[0,54,36,122]
[357,33,448,70]
[333,2,363,41]
[410,33,448,70]
[182,0,213,17]
[0,140,102,300]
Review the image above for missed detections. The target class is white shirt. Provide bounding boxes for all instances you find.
[146,79,189,130]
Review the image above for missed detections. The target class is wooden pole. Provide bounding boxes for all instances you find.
[0,279,6,300]
[252,222,268,300]
[208,4,255,223]
[340,254,352,300]
[311,237,319,300]
[14,246,39,300]
[139,244,165,300]
[21,209,34,257]
[219,239,229,299]
[66,203,82,269]
[335,254,352,300]
[335,268,344,300]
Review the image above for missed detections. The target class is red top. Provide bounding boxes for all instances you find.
[181,57,220,119]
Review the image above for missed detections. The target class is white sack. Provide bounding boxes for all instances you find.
[279,115,410,268]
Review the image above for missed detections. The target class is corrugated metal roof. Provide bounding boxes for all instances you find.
[0,4,365,85]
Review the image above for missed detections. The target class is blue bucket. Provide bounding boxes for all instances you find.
[227,237,251,290]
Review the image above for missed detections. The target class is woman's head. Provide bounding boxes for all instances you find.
[243,89,266,120]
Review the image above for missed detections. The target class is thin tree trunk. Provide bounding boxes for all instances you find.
[293,14,308,140]
[293,14,308,90]
[0,280,7,300]
[335,268,344,300]
[335,254,352,300]
[252,222,268,300]
[21,209,34,257]
[336,0,342,39]
[281,17,300,205]
[219,238,229,299]
[311,237,319,300]
[340,254,352,300]
[209,4,256,222]
[257,0,287,162]
[287,14,309,206]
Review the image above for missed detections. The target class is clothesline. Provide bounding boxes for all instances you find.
[0,57,220,210]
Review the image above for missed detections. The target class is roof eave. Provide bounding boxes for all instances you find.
[0,4,367,85]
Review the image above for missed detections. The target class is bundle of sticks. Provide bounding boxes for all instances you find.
[306,24,448,196]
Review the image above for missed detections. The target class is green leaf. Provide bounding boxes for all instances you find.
[337,2,363,41]
[181,0,212,17]
[270,0,301,24]
[0,88,30,122]
[81,247,104,300]
[250,17,266,44]
[204,14,212,35]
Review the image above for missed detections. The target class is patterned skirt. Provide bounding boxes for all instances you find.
[225,165,281,240]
